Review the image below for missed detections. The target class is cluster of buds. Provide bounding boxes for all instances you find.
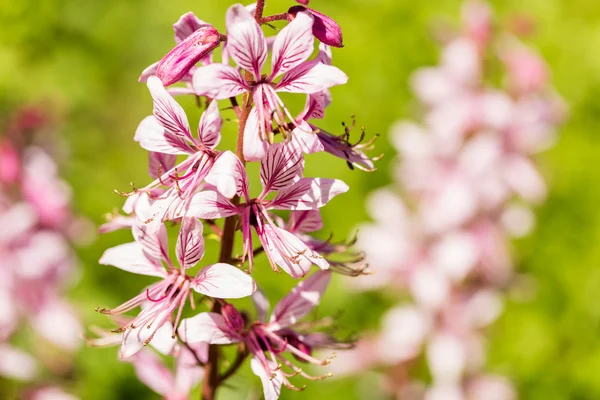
[335,1,566,399]
[91,1,375,399]
[0,106,87,399]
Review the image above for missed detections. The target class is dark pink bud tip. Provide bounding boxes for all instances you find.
[221,303,245,333]
[156,25,221,86]
[296,0,310,5]
[288,6,344,48]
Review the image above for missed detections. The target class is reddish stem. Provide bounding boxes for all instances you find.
[260,13,288,24]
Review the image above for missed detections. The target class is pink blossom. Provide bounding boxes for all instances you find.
[192,4,347,161]
[178,271,337,399]
[98,217,255,359]
[186,144,348,277]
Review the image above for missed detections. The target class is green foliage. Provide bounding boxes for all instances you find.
[0,0,598,398]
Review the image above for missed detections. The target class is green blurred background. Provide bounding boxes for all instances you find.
[0,0,599,398]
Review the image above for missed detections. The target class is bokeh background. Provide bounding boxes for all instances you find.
[0,0,599,398]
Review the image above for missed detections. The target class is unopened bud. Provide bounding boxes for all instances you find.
[156,25,221,86]
[221,303,245,333]
[296,0,310,5]
[288,6,343,48]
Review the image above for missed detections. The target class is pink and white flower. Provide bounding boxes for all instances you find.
[98,217,256,359]
[178,271,337,400]
[192,4,348,161]
[187,143,348,277]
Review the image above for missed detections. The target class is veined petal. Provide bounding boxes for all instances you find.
[197,100,222,150]
[173,12,208,44]
[134,116,194,155]
[226,4,267,79]
[276,60,348,94]
[156,25,221,86]
[260,224,329,278]
[298,91,331,121]
[176,217,205,269]
[178,313,239,345]
[192,63,249,99]
[269,270,331,330]
[186,190,239,220]
[243,106,270,162]
[250,357,283,400]
[270,11,315,79]
[147,76,194,141]
[192,263,256,299]
[205,150,249,199]
[269,178,349,210]
[99,242,166,278]
[260,142,304,195]
[290,120,324,154]
[148,152,177,180]
[288,210,323,233]
[132,221,171,264]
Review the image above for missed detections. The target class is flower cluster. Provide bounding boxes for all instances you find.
[92,1,374,399]
[335,2,566,399]
[0,106,86,399]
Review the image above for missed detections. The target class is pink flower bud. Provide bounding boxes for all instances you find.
[288,6,344,48]
[156,25,221,86]
[221,303,245,333]
[296,0,310,5]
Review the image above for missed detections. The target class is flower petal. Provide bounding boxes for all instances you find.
[299,91,331,121]
[226,4,267,79]
[120,310,173,359]
[139,61,159,83]
[250,358,283,400]
[173,12,208,44]
[243,106,270,162]
[205,150,249,199]
[192,63,249,99]
[134,116,194,155]
[260,143,304,195]
[197,100,222,150]
[131,350,174,396]
[270,11,314,79]
[186,190,239,220]
[269,270,331,330]
[147,76,194,142]
[99,242,165,278]
[252,289,271,323]
[290,120,324,154]
[176,217,205,269]
[288,210,323,233]
[192,263,256,299]
[276,60,348,94]
[259,224,329,278]
[178,313,238,344]
[132,221,170,264]
[148,151,177,180]
[269,178,349,210]
[0,344,37,381]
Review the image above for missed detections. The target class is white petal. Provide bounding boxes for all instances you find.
[192,263,256,299]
